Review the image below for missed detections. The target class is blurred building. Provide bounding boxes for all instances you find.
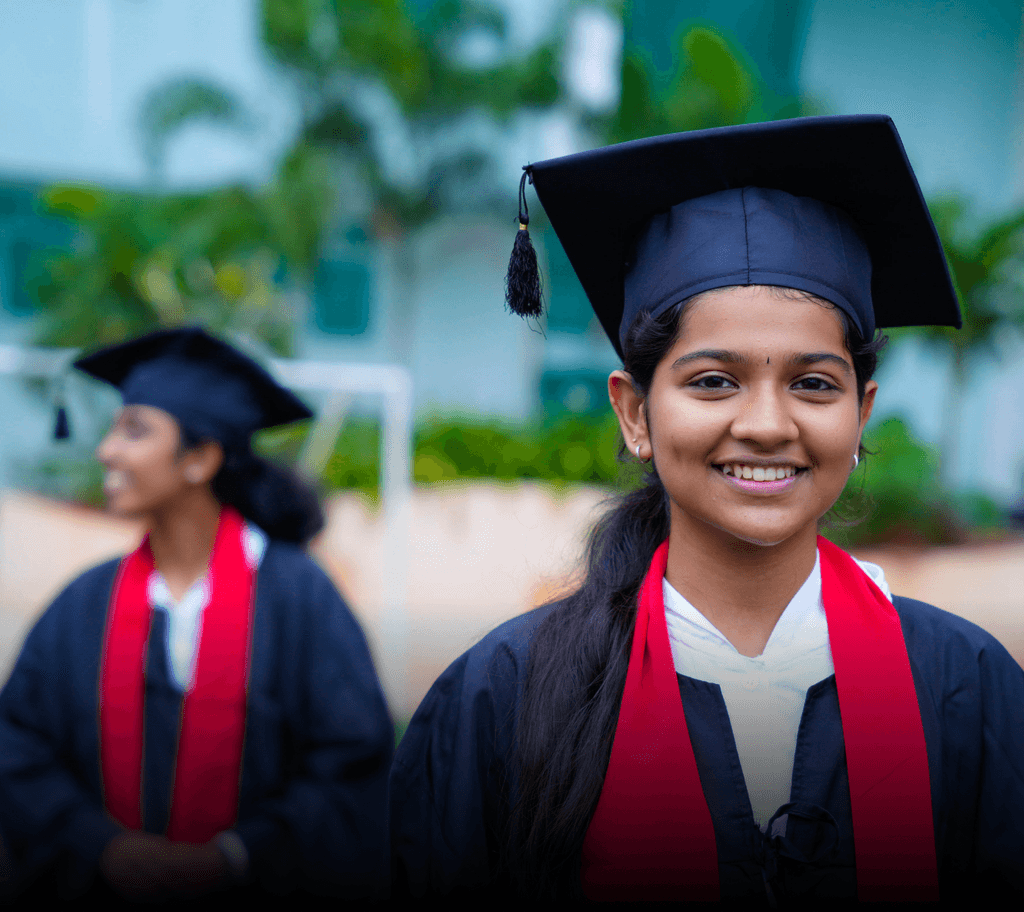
[0,0,1022,503]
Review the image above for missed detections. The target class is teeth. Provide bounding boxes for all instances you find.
[722,464,798,481]
[105,471,127,491]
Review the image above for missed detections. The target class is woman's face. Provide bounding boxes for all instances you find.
[613,286,876,551]
[95,405,217,519]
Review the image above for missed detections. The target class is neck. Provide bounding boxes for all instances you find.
[147,488,224,600]
[664,519,818,657]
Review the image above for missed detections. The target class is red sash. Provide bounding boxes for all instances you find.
[581,536,938,901]
[99,506,255,842]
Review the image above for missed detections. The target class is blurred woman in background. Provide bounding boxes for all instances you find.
[0,327,393,902]
[389,116,1024,904]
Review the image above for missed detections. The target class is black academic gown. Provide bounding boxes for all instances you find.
[0,541,393,901]
[388,597,1024,905]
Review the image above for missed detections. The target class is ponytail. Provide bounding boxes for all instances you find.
[506,303,682,897]
[507,474,669,897]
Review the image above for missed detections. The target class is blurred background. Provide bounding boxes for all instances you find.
[0,0,1022,718]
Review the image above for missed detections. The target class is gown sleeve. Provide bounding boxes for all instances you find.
[388,606,545,899]
[228,546,395,899]
[0,563,122,897]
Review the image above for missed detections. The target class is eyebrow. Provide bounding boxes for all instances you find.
[670,349,853,374]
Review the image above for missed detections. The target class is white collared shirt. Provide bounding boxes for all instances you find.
[663,554,891,830]
[146,522,267,690]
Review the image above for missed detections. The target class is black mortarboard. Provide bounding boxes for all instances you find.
[73,327,312,446]
[506,115,961,358]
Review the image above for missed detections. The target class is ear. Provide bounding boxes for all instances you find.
[182,441,224,486]
[609,370,650,460]
[858,380,878,441]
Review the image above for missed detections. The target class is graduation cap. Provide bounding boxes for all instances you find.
[72,327,312,446]
[505,114,961,358]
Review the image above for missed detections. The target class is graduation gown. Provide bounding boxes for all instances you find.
[0,541,393,900]
[389,596,1024,904]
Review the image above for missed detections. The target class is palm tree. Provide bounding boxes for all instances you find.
[912,196,1024,488]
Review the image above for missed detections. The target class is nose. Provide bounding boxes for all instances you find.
[729,382,799,449]
[95,430,118,465]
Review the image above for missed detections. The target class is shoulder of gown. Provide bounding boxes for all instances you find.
[389,602,557,898]
[892,594,1024,900]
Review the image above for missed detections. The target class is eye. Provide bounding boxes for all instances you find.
[792,376,839,393]
[121,414,150,440]
[689,374,737,391]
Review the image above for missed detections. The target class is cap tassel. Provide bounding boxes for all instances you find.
[505,167,543,318]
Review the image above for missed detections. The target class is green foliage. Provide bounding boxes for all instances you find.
[263,0,563,235]
[301,411,644,495]
[892,196,1024,486]
[139,77,252,178]
[828,417,1003,546]
[608,22,813,144]
[29,174,333,351]
[30,1,563,352]
[913,196,1024,365]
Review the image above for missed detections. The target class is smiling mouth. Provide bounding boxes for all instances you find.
[716,464,806,482]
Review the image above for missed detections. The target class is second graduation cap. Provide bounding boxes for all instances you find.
[508,114,960,358]
[74,327,312,447]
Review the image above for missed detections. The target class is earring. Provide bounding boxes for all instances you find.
[636,444,642,459]
[852,453,860,470]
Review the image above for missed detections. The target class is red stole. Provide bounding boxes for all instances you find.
[99,506,255,842]
[581,536,938,902]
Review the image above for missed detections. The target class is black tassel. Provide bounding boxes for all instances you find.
[505,167,543,318]
[53,403,70,441]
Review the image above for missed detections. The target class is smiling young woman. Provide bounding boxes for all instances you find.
[611,286,877,657]
[0,329,393,903]
[389,116,1024,904]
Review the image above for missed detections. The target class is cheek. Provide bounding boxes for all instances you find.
[805,409,861,466]
[649,396,723,449]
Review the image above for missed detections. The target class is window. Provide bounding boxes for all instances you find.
[7,239,39,316]
[540,368,609,415]
[313,259,371,335]
[544,235,593,334]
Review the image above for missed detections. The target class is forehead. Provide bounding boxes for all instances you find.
[672,286,849,356]
[117,403,181,432]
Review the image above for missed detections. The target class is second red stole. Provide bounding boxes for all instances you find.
[581,536,938,901]
[99,506,255,842]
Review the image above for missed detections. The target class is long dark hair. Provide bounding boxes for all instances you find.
[179,427,325,545]
[506,287,886,897]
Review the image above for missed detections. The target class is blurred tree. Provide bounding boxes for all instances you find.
[909,197,1024,488]
[138,76,254,186]
[606,19,814,143]
[30,178,323,355]
[261,0,563,362]
[30,0,564,357]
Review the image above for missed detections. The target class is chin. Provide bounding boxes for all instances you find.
[707,517,819,550]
